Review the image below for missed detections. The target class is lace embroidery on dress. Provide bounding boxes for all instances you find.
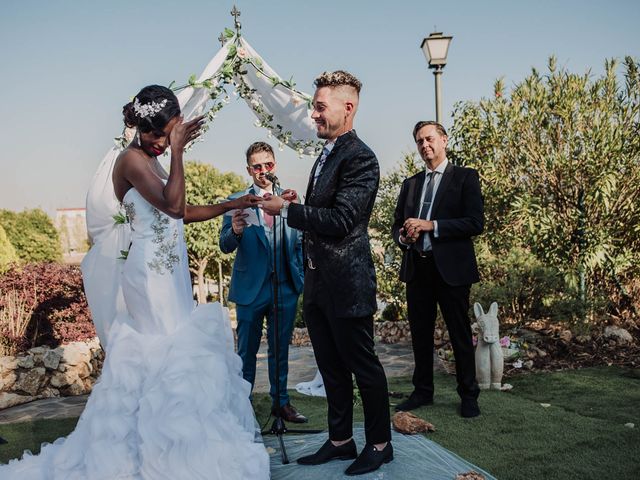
[147,207,180,274]
[123,201,136,231]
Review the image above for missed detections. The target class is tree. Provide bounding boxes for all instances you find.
[449,56,640,322]
[183,161,248,303]
[0,209,62,262]
[0,224,18,272]
[369,152,422,320]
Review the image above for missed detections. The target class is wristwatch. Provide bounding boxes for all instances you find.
[280,200,291,219]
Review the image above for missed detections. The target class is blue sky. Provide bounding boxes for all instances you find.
[1,0,638,214]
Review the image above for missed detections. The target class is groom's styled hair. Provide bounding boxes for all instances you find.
[314,70,362,95]
[245,141,275,164]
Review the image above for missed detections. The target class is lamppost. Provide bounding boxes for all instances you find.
[420,31,453,124]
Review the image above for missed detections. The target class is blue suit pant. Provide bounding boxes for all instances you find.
[236,277,298,407]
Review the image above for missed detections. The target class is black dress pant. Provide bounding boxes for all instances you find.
[406,253,480,401]
[304,268,391,444]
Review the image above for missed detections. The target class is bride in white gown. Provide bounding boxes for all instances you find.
[0,85,270,479]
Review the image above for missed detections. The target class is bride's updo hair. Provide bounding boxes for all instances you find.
[122,85,180,133]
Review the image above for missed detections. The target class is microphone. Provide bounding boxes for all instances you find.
[265,172,279,186]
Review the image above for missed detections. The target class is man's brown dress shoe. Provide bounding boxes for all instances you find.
[272,402,308,423]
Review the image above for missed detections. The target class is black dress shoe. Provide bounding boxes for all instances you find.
[460,398,481,418]
[272,402,308,423]
[345,443,393,476]
[297,439,357,465]
[394,392,433,411]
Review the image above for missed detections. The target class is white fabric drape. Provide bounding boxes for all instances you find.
[237,37,318,154]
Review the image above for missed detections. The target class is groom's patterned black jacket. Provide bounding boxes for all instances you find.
[287,130,379,318]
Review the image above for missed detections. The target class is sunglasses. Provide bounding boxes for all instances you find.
[250,162,275,173]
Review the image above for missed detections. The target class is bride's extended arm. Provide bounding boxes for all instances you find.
[183,194,261,224]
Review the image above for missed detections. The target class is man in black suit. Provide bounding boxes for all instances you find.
[392,121,483,418]
[261,71,392,476]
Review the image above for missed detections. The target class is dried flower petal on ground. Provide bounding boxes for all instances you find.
[455,471,486,480]
[392,411,435,434]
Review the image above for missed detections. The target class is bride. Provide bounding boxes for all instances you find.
[0,85,271,479]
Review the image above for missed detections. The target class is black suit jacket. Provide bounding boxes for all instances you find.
[392,162,484,286]
[287,130,379,318]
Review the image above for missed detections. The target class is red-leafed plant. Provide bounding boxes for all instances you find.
[0,263,95,353]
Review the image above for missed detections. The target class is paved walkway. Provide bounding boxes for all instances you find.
[0,342,416,425]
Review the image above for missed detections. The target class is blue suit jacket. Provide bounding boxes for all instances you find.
[220,186,304,306]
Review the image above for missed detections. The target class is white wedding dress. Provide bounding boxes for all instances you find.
[0,182,270,479]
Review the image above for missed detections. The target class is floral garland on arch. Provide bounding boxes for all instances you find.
[116,24,322,157]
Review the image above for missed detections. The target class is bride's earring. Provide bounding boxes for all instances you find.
[135,130,141,145]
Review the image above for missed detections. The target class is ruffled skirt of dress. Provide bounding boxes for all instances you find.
[0,303,270,480]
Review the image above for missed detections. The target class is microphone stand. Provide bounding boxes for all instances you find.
[261,174,321,465]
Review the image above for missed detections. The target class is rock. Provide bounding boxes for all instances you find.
[0,392,36,410]
[604,326,633,345]
[16,355,35,369]
[68,362,92,380]
[559,330,573,342]
[575,334,591,344]
[60,343,92,366]
[38,386,60,399]
[0,371,17,391]
[0,356,18,373]
[29,346,48,365]
[533,346,547,357]
[64,381,86,396]
[50,369,80,389]
[516,328,543,342]
[524,360,534,370]
[43,349,62,370]
[14,367,46,396]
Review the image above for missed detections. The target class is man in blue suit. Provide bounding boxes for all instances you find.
[220,141,307,423]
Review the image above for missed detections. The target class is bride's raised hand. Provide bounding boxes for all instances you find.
[231,194,262,210]
[170,115,206,153]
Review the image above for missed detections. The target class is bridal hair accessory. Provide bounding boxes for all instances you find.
[133,97,168,118]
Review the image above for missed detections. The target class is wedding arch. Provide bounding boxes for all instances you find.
[82,11,321,346]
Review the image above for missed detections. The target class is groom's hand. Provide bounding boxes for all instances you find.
[281,189,299,203]
[260,195,285,216]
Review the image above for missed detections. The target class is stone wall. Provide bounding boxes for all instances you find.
[0,338,104,410]
[290,321,413,347]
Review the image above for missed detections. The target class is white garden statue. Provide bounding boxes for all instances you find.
[473,302,504,390]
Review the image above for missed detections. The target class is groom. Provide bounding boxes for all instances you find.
[220,141,307,424]
[261,71,392,476]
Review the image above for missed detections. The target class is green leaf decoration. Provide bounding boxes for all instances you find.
[112,212,127,225]
[118,249,129,260]
[224,27,235,38]
[188,74,197,86]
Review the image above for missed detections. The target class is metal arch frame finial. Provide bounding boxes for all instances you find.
[231,5,241,32]
[218,32,226,46]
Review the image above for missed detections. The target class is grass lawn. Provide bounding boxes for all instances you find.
[1,366,638,479]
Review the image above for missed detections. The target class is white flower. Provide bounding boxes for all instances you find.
[237,47,249,59]
[250,98,260,108]
[291,95,303,107]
